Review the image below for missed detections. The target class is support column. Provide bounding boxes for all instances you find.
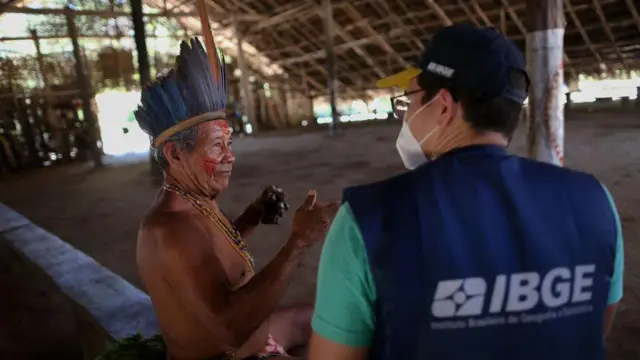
[525,0,564,166]
[131,0,151,87]
[235,22,257,133]
[282,84,291,127]
[323,0,338,136]
[65,7,103,168]
[130,0,159,179]
[31,29,71,162]
[308,94,315,123]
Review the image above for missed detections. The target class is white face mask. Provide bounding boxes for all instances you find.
[396,95,440,170]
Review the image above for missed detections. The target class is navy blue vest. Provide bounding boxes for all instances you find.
[343,145,616,360]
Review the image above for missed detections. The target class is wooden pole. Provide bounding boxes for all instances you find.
[65,7,103,167]
[31,29,72,162]
[323,0,338,136]
[131,0,151,86]
[525,0,564,166]
[234,21,257,132]
[130,0,160,179]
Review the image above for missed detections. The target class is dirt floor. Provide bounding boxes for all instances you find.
[1,110,639,358]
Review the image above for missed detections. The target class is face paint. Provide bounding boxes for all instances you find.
[202,159,219,176]
[200,120,234,177]
[214,120,231,136]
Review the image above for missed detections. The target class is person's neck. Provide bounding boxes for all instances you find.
[429,128,508,160]
[163,173,219,205]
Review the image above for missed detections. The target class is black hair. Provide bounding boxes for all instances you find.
[417,70,528,138]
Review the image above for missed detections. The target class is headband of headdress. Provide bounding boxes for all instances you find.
[134,37,227,148]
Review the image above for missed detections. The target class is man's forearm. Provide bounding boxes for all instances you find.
[222,236,306,346]
[233,203,262,238]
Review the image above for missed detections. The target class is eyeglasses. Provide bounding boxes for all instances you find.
[390,89,425,120]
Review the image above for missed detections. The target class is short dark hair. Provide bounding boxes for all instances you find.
[155,126,199,170]
[417,70,528,137]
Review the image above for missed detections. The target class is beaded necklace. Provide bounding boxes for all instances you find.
[163,183,255,273]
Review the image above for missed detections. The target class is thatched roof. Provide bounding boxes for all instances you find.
[3,0,640,96]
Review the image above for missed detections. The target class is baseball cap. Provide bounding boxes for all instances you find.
[377,24,529,104]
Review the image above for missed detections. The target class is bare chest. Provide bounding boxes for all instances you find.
[200,219,254,289]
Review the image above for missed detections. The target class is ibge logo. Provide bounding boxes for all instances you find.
[431,265,596,319]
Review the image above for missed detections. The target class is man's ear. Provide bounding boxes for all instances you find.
[439,89,458,126]
[162,142,181,167]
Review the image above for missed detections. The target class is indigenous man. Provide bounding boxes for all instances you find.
[134,38,338,360]
[308,24,624,360]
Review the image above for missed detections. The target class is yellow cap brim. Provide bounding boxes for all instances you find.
[376,67,422,90]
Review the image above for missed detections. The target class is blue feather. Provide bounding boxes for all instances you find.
[134,37,227,142]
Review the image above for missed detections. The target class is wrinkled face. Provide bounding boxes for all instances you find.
[167,120,235,195]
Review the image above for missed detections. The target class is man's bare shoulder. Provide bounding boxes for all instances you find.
[138,207,206,258]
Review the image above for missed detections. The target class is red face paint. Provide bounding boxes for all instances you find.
[213,120,231,136]
[202,159,219,176]
[199,120,233,177]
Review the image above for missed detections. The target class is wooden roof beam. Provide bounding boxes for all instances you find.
[343,4,410,68]
[470,0,493,26]
[275,37,377,65]
[393,0,427,50]
[458,0,481,26]
[314,6,386,80]
[2,5,197,17]
[366,0,424,53]
[625,0,640,32]
[425,0,453,26]
[564,0,603,64]
[247,2,313,33]
[497,0,577,79]
[208,0,352,95]
[592,0,629,73]
[246,0,370,88]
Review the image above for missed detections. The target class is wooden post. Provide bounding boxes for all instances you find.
[525,0,564,166]
[65,7,103,167]
[235,21,258,133]
[500,7,507,35]
[15,98,39,166]
[131,0,151,87]
[31,29,72,162]
[323,0,338,136]
[308,94,315,123]
[282,84,291,127]
[131,0,160,179]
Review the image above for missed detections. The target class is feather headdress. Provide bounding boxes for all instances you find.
[134,37,227,148]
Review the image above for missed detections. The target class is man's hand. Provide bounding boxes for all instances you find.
[290,190,340,249]
[254,185,290,225]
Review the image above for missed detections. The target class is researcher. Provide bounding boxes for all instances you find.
[307,24,624,360]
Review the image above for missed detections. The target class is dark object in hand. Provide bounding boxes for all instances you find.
[259,185,289,224]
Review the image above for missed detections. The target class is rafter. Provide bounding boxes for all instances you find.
[565,0,603,64]
[458,0,481,26]
[364,0,423,53]
[321,6,386,79]
[246,2,313,33]
[242,0,366,93]
[496,0,577,79]
[425,0,453,26]
[343,4,409,68]
[470,0,493,26]
[592,0,629,73]
[625,0,640,32]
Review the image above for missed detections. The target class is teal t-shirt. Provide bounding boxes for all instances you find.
[312,184,624,346]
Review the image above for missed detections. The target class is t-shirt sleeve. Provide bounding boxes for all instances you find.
[311,203,377,347]
[601,184,624,305]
